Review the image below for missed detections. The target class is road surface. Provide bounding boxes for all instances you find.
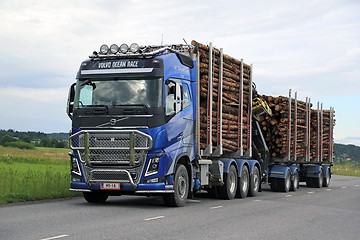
[1,175,359,240]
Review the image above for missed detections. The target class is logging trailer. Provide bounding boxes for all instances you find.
[66,42,335,206]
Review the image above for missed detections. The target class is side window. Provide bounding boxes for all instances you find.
[166,82,176,116]
[182,83,191,108]
[79,85,93,107]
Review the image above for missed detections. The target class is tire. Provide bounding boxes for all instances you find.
[218,165,237,200]
[236,165,249,198]
[290,170,299,191]
[83,191,108,203]
[248,166,260,197]
[323,169,331,187]
[306,177,314,188]
[313,170,324,188]
[270,178,279,192]
[278,170,291,192]
[163,164,189,207]
[207,187,219,199]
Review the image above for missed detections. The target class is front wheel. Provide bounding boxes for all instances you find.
[163,164,189,207]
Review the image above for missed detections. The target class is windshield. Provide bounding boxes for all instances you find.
[74,78,163,109]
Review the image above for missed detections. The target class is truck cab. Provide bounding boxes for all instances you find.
[67,43,197,206]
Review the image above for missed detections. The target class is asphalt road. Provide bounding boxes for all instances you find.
[1,175,359,240]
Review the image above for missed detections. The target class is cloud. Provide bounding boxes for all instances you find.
[0,0,359,137]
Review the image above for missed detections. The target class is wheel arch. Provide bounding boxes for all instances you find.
[174,154,192,196]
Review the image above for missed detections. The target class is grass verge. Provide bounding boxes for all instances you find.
[0,146,80,204]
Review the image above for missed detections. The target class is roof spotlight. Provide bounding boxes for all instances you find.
[130,43,139,53]
[110,44,119,54]
[120,43,129,53]
[99,44,109,54]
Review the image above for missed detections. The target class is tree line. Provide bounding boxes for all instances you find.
[0,129,68,149]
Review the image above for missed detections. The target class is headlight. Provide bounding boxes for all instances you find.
[130,43,139,53]
[110,44,119,54]
[70,154,81,175]
[99,44,109,54]
[145,156,161,177]
[120,43,129,53]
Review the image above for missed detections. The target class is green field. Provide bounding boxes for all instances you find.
[0,146,80,204]
[332,162,360,177]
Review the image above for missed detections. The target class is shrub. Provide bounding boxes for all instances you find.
[7,141,35,150]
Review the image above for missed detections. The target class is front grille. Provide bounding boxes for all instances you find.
[90,170,137,182]
[69,130,152,166]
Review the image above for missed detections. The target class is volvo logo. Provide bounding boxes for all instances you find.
[96,117,129,128]
[110,119,117,125]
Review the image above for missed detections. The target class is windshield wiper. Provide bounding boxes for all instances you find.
[82,105,108,115]
[114,104,149,109]
[113,104,149,113]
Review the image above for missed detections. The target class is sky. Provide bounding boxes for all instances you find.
[0,0,359,146]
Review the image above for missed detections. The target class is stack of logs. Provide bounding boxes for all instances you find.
[311,109,334,161]
[192,40,251,154]
[258,95,334,162]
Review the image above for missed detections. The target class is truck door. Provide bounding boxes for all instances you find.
[165,79,193,146]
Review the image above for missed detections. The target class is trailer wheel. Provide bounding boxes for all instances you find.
[236,165,249,198]
[83,191,108,203]
[163,164,189,207]
[322,169,331,187]
[313,170,323,188]
[306,177,314,188]
[290,170,299,191]
[270,178,279,192]
[248,166,260,197]
[277,170,291,192]
[218,165,237,200]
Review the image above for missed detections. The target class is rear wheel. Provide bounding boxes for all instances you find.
[290,170,299,191]
[323,169,331,187]
[83,191,108,203]
[248,166,260,197]
[270,178,279,192]
[163,164,189,207]
[313,170,324,188]
[236,165,249,198]
[278,170,291,192]
[218,165,237,200]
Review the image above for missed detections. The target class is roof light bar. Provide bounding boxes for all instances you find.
[130,43,139,53]
[120,44,129,54]
[110,44,119,54]
[99,44,109,54]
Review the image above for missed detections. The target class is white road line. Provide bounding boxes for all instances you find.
[285,195,293,197]
[254,199,261,202]
[307,191,315,194]
[187,199,201,203]
[326,189,332,191]
[341,187,347,189]
[355,185,359,187]
[40,235,69,240]
[210,205,223,209]
[144,216,165,221]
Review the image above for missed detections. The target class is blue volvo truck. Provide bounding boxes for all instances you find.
[66,42,335,206]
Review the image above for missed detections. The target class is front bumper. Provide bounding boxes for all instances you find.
[70,182,174,193]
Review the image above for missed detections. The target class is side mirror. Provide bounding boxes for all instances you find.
[66,83,76,119]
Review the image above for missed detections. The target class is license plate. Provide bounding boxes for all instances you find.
[100,182,120,190]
